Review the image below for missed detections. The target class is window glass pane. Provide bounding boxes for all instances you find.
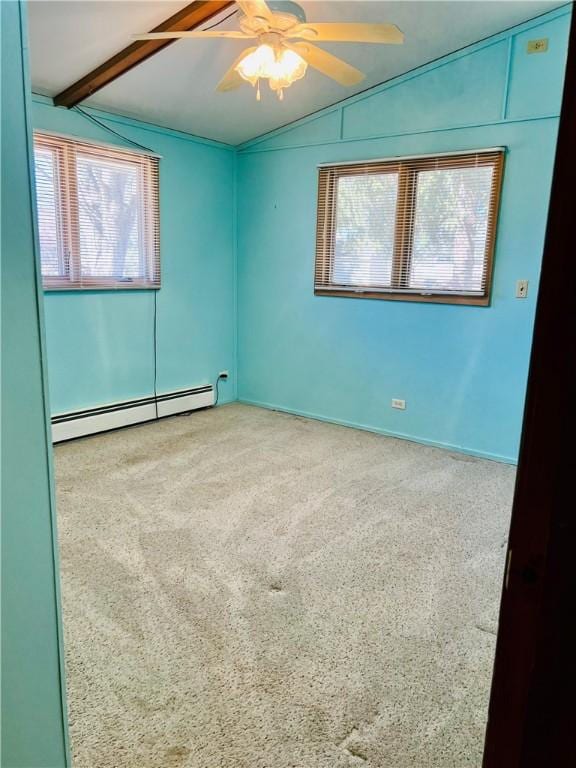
[333,172,398,287]
[76,154,145,281]
[410,166,493,292]
[34,147,65,277]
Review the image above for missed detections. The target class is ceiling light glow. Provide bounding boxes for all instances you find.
[235,44,307,100]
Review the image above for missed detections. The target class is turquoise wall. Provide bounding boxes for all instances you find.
[32,99,237,414]
[1,2,69,766]
[236,7,570,463]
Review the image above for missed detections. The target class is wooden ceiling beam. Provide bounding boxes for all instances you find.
[54,0,235,109]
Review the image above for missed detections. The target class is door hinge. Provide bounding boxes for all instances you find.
[505,548,513,589]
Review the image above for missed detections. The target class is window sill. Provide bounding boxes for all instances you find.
[43,284,160,292]
[314,288,490,306]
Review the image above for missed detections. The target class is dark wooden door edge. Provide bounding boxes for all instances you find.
[482,8,576,767]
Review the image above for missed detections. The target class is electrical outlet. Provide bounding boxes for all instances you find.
[218,370,229,379]
[391,398,406,410]
[516,280,529,299]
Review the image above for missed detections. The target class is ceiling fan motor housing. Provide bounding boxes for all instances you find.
[239,1,307,36]
[267,2,307,23]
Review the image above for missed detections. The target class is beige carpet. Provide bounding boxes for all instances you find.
[54,403,514,768]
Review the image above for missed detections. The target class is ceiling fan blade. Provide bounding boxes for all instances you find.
[235,0,273,22]
[133,30,253,40]
[217,47,257,92]
[284,42,365,87]
[287,22,404,44]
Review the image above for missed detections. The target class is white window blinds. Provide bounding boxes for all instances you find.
[33,132,160,289]
[315,150,504,305]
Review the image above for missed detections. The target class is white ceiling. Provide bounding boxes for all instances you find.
[28,0,564,145]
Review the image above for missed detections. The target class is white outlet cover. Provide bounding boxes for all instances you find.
[392,399,406,410]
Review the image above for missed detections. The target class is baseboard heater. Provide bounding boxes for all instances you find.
[51,385,214,443]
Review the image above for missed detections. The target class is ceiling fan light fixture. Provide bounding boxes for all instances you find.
[235,43,307,100]
[135,2,404,100]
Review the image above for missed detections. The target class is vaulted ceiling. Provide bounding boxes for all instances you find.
[28,1,563,145]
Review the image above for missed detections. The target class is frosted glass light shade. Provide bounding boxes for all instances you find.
[236,44,307,97]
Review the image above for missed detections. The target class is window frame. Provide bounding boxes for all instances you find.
[315,149,505,306]
[33,131,161,291]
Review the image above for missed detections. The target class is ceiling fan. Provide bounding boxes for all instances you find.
[134,0,404,100]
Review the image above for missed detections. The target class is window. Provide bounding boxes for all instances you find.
[33,132,160,289]
[315,150,504,305]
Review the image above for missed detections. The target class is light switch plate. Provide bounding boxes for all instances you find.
[516,280,529,298]
[527,38,549,54]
